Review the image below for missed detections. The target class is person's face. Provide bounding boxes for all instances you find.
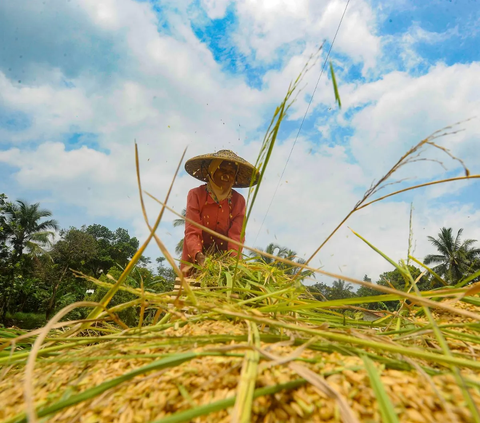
[212,161,237,189]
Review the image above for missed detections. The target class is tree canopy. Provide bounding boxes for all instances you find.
[0,194,176,326]
[424,227,480,285]
[250,243,314,280]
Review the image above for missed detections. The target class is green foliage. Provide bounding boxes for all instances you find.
[85,264,170,327]
[42,228,100,318]
[358,267,430,311]
[155,257,176,291]
[173,208,186,256]
[308,269,432,312]
[0,194,9,260]
[356,275,381,296]
[306,282,329,299]
[329,279,355,300]
[84,224,144,276]
[0,196,167,327]
[377,265,429,291]
[250,243,314,281]
[5,312,46,329]
[86,266,141,326]
[0,196,58,322]
[1,199,58,261]
[307,280,355,302]
[424,227,480,285]
[53,228,99,270]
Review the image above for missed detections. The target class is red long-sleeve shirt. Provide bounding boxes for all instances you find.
[181,185,246,267]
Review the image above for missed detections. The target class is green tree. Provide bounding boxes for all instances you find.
[44,228,99,319]
[424,227,480,285]
[328,279,355,301]
[0,199,58,321]
[86,264,160,326]
[0,194,12,288]
[306,282,329,300]
[0,194,9,260]
[307,279,355,302]
[84,224,143,276]
[250,243,314,280]
[356,275,384,310]
[356,275,380,296]
[155,257,176,291]
[2,200,58,262]
[249,243,287,265]
[377,265,429,290]
[173,208,186,256]
[375,265,429,311]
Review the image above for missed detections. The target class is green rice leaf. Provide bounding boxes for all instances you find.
[409,255,447,286]
[351,229,409,279]
[455,268,480,288]
[329,62,342,109]
[362,356,399,423]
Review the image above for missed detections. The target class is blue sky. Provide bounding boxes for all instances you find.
[0,0,479,281]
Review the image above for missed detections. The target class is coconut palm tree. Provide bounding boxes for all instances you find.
[173,209,186,256]
[2,200,59,263]
[0,200,59,320]
[329,279,355,300]
[424,227,480,285]
[250,243,314,280]
[249,243,288,265]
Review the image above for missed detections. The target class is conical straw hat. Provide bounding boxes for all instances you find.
[185,150,259,188]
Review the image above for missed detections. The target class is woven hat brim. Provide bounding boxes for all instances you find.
[185,151,259,188]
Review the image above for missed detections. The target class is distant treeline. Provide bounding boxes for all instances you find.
[1,193,479,327]
[0,194,175,327]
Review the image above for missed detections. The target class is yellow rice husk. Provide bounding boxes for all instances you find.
[1,305,480,423]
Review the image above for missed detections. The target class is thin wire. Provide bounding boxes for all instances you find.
[253,0,351,245]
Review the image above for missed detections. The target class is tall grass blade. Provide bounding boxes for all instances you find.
[351,229,408,277]
[409,255,447,286]
[354,232,480,422]
[455,268,480,288]
[303,118,477,268]
[362,356,399,423]
[77,147,188,331]
[329,61,342,109]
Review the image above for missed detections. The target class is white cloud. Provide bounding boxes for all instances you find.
[0,0,479,284]
[381,22,460,71]
[201,0,232,19]
[346,62,480,180]
[230,0,380,73]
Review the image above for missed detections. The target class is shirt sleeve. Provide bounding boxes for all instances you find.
[184,189,204,261]
[227,193,246,256]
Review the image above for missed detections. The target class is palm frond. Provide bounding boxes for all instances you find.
[173,209,187,228]
[424,254,446,265]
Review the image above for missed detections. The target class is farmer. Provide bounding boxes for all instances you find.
[181,150,258,274]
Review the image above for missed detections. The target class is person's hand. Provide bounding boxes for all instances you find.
[195,252,206,266]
